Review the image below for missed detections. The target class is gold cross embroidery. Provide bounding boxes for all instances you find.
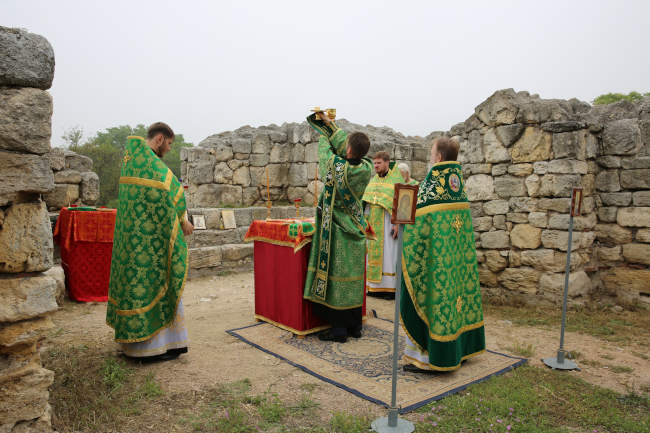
[123,150,132,165]
[451,214,463,234]
[456,296,463,313]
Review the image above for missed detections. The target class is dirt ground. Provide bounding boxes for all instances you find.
[45,271,650,418]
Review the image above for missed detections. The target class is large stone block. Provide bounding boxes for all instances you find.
[541,121,585,133]
[483,129,510,163]
[507,163,533,177]
[601,267,650,306]
[525,174,541,197]
[483,200,509,215]
[602,119,641,155]
[214,162,233,183]
[547,212,597,230]
[0,26,55,89]
[539,174,581,197]
[53,169,81,184]
[598,245,622,263]
[541,229,595,251]
[189,229,241,248]
[269,143,291,163]
[473,216,493,232]
[0,151,53,205]
[547,159,588,175]
[0,88,52,155]
[478,266,498,287]
[43,184,79,209]
[510,224,542,249]
[43,265,65,306]
[232,166,251,187]
[0,316,53,348]
[491,163,508,176]
[599,192,631,206]
[510,127,552,163]
[465,174,496,201]
[617,207,650,227]
[187,157,216,185]
[498,267,540,294]
[64,150,92,171]
[539,271,592,298]
[596,156,621,168]
[189,246,222,269]
[509,197,538,212]
[528,211,548,228]
[474,89,518,126]
[288,163,308,186]
[464,164,492,176]
[595,224,633,244]
[45,148,65,171]
[480,230,509,249]
[494,176,527,198]
[461,131,484,163]
[632,191,650,207]
[620,169,650,189]
[305,142,319,163]
[192,184,242,207]
[251,133,270,154]
[485,250,507,272]
[79,171,99,205]
[594,170,620,192]
[231,137,252,154]
[598,207,618,223]
[495,123,525,147]
[620,156,650,169]
[211,144,234,162]
[0,202,53,273]
[551,131,586,159]
[0,274,58,321]
[520,248,585,272]
[0,365,54,429]
[222,243,254,261]
[269,130,288,143]
[637,228,650,243]
[622,243,650,265]
[507,212,529,224]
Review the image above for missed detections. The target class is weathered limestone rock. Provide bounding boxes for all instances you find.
[552,131,585,159]
[533,161,549,174]
[53,169,81,184]
[473,216,493,232]
[480,230,509,249]
[621,156,650,169]
[43,265,65,306]
[232,166,251,187]
[483,129,510,163]
[463,164,492,176]
[251,133,270,154]
[597,156,621,168]
[474,89,518,126]
[250,153,270,166]
[495,123,525,147]
[507,163,533,177]
[541,121,585,133]
[214,162,233,183]
[187,157,216,185]
[0,365,54,429]
[547,212,597,230]
[269,143,291,163]
[79,171,99,204]
[509,197,538,212]
[0,274,58,321]
[547,159,588,175]
[221,243,254,261]
[595,224,633,244]
[485,250,507,272]
[305,142,319,163]
[602,119,641,155]
[45,148,64,171]
[0,202,53,273]
[636,229,650,243]
[498,267,540,294]
[483,200,509,215]
[465,174,496,201]
[622,243,650,265]
[539,271,592,298]
[461,131,484,163]
[525,174,541,197]
[510,224,542,249]
[64,151,92,172]
[520,248,585,272]
[493,215,506,230]
[509,213,532,224]
[0,151,54,205]
[598,245,622,263]
[632,191,650,206]
[528,211,548,228]
[510,127,552,163]
[9,403,54,433]
[231,137,252,154]
[597,207,618,223]
[491,163,508,176]
[43,184,79,209]
[620,169,650,189]
[599,192,631,206]
[541,230,595,251]
[0,88,52,155]
[539,174,581,197]
[494,176,527,198]
[212,144,234,162]
[192,184,242,207]
[601,267,650,306]
[617,207,650,227]
[595,170,620,192]
[0,316,53,348]
[288,164,308,186]
[189,246,222,269]
[0,26,55,89]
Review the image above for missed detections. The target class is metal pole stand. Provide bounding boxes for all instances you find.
[542,211,579,371]
[372,225,415,433]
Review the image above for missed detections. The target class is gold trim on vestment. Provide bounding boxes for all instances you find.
[366,286,396,293]
[415,201,469,217]
[244,236,312,252]
[173,185,184,206]
[254,314,331,335]
[403,349,486,372]
[401,256,485,342]
[383,272,396,277]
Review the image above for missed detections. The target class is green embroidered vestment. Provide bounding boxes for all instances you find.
[106,136,188,343]
[303,114,373,309]
[400,161,485,370]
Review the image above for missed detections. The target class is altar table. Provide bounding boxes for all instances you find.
[53,206,116,302]
[244,218,366,336]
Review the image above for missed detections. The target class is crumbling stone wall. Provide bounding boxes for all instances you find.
[0,26,58,432]
[186,90,649,309]
[43,148,99,210]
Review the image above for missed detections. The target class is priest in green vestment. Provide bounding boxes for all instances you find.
[362,152,404,297]
[401,137,485,372]
[106,122,194,362]
[303,111,374,343]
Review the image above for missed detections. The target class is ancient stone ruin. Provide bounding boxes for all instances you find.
[183,90,650,309]
[0,26,59,432]
[44,148,99,211]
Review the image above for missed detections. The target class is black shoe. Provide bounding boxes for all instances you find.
[348,326,362,339]
[403,363,435,374]
[318,330,347,343]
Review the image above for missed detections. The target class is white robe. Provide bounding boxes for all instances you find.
[366,209,398,293]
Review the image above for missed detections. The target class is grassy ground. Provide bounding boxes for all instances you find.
[43,344,649,433]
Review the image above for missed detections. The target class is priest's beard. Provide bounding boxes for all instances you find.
[154,147,163,158]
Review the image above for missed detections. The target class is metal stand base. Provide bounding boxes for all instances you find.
[371,416,415,433]
[542,357,579,370]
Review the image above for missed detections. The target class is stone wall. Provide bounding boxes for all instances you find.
[43,148,99,210]
[0,26,58,432]
[185,89,649,309]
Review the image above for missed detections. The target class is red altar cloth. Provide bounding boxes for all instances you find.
[53,207,116,302]
[245,219,366,335]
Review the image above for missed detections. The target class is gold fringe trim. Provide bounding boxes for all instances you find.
[366,286,396,293]
[244,236,312,252]
[415,201,469,217]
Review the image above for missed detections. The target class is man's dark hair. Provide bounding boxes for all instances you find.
[147,122,175,140]
[348,132,370,159]
[435,137,460,161]
[372,151,390,161]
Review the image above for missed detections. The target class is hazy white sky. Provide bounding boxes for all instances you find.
[4,0,650,147]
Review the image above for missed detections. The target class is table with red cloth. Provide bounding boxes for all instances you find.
[53,207,116,302]
[244,218,367,336]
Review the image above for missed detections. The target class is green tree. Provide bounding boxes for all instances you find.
[61,125,84,150]
[73,124,193,207]
[592,91,650,105]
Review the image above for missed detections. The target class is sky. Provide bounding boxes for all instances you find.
[4,0,650,147]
